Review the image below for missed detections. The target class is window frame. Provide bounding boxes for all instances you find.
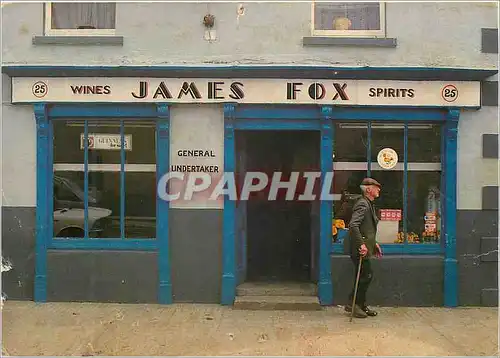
[331,121,444,255]
[44,2,116,37]
[52,118,158,242]
[310,1,386,38]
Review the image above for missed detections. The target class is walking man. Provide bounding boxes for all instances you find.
[345,178,383,318]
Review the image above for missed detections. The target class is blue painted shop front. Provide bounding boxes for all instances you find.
[221,104,459,307]
[32,101,459,307]
[7,65,489,306]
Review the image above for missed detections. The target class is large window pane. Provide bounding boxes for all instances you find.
[407,124,441,163]
[370,123,405,166]
[53,120,84,164]
[332,170,366,243]
[53,119,156,240]
[407,172,441,244]
[53,171,115,239]
[334,122,368,162]
[370,171,404,244]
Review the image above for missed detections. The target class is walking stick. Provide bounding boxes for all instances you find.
[350,255,363,322]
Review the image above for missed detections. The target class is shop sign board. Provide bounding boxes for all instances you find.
[12,77,481,107]
[80,133,132,151]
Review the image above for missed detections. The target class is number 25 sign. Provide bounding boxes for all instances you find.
[441,84,458,102]
[32,81,48,98]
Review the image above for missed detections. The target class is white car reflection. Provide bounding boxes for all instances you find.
[53,175,112,238]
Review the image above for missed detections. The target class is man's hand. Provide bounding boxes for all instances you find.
[359,244,368,257]
[375,243,383,258]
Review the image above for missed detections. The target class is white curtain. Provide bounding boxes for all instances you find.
[315,2,380,31]
[51,2,116,30]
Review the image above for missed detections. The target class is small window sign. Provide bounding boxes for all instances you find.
[80,133,132,151]
[377,148,398,169]
[380,209,402,221]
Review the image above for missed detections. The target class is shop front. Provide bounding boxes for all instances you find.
[4,66,490,306]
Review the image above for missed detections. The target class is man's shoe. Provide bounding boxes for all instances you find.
[363,306,378,317]
[344,304,367,318]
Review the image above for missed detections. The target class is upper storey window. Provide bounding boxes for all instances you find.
[45,2,116,36]
[312,2,385,37]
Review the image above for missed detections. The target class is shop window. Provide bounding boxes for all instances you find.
[53,120,156,240]
[332,122,442,247]
[44,2,116,36]
[311,2,385,38]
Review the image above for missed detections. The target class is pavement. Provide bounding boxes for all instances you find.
[1,301,498,356]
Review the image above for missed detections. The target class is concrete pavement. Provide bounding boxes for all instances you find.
[2,301,498,356]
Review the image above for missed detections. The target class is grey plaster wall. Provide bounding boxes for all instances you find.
[457,210,498,306]
[1,207,36,300]
[1,2,498,68]
[47,250,158,303]
[169,209,223,303]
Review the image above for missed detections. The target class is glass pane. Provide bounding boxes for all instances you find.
[51,3,116,30]
[124,172,156,238]
[408,124,441,163]
[86,121,122,165]
[334,122,369,162]
[53,171,115,239]
[370,123,405,168]
[332,170,366,243]
[370,171,404,244]
[83,172,156,239]
[407,172,441,244]
[53,120,84,164]
[53,120,157,240]
[314,2,381,31]
[124,121,156,164]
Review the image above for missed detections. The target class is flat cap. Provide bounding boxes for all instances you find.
[361,177,381,188]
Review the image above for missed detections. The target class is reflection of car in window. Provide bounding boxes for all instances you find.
[53,176,112,238]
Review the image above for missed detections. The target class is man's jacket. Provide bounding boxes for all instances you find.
[347,196,379,257]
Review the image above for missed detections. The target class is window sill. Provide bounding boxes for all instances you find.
[33,35,124,46]
[303,36,397,48]
[331,243,442,255]
[49,238,157,250]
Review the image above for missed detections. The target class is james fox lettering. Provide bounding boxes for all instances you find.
[131,81,245,100]
[286,82,349,101]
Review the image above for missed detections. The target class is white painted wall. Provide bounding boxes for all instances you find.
[458,106,499,210]
[169,105,224,209]
[1,103,37,207]
[1,2,498,68]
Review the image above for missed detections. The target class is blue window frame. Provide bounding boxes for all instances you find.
[51,119,157,245]
[34,103,172,304]
[331,121,444,255]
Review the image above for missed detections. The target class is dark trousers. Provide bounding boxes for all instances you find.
[348,254,373,307]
